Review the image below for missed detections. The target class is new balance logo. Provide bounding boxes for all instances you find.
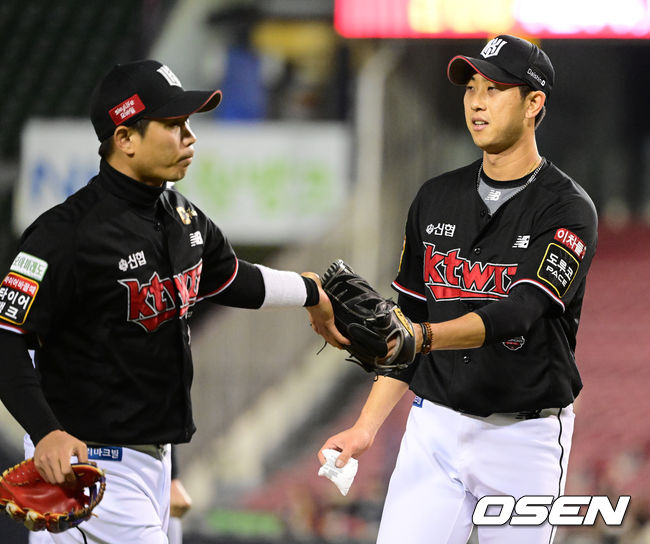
[481,38,507,58]
[513,235,530,249]
[189,231,203,247]
[485,189,502,201]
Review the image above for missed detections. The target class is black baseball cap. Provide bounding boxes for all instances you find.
[447,35,554,98]
[90,59,222,141]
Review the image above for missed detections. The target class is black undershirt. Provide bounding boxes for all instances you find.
[0,330,63,444]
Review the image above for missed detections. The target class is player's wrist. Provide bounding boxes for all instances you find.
[419,322,433,354]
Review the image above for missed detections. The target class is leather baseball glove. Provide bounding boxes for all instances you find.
[321,259,416,375]
[0,458,106,532]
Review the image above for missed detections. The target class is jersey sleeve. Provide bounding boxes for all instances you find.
[0,219,76,338]
[196,214,239,299]
[392,196,427,302]
[509,194,598,311]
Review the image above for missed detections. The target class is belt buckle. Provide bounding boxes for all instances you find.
[515,409,542,420]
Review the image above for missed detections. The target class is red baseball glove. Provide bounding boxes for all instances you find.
[0,458,106,532]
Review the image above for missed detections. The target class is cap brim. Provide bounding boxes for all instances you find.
[447,56,522,87]
[145,89,222,119]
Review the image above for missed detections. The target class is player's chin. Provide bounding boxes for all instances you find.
[167,165,190,182]
[474,137,510,155]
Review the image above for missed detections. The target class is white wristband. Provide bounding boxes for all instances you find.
[255,264,307,308]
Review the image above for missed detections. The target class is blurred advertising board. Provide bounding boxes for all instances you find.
[335,0,650,38]
[14,120,350,244]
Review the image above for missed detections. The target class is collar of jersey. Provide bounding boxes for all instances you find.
[99,159,166,207]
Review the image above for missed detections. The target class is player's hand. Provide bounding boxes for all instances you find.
[33,430,88,485]
[302,272,350,349]
[377,337,399,364]
[170,478,193,518]
[318,425,374,469]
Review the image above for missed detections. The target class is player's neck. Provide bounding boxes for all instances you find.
[106,155,166,188]
[481,139,541,182]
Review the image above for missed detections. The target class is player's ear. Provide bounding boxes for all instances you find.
[525,91,546,120]
[113,125,137,156]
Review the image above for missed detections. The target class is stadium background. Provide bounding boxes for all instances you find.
[0,1,649,542]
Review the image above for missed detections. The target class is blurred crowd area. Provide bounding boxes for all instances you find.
[1,1,650,543]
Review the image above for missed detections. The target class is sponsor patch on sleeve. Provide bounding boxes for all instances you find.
[537,243,579,298]
[0,273,39,325]
[10,252,49,280]
[554,228,587,261]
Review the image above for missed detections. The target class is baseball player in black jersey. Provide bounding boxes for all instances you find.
[0,59,347,543]
[318,35,598,544]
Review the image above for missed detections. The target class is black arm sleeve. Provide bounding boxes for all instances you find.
[210,260,318,308]
[474,284,554,344]
[0,330,63,444]
[210,260,265,309]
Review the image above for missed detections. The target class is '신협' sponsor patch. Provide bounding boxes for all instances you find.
[0,272,39,325]
[537,243,579,298]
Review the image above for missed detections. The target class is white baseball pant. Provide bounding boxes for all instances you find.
[24,436,172,544]
[377,398,574,544]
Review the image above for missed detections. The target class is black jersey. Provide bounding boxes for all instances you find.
[392,158,598,416]
[0,160,237,445]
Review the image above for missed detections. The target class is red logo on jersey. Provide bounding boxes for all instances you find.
[423,243,517,301]
[119,261,202,332]
[554,228,586,260]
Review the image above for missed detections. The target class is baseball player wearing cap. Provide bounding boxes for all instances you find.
[0,59,346,543]
[318,35,598,544]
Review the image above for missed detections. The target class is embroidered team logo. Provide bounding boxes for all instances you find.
[503,336,525,351]
[481,37,508,58]
[176,206,197,225]
[119,261,202,332]
[423,243,517,301]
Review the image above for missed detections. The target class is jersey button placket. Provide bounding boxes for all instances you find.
[473,247,481,255]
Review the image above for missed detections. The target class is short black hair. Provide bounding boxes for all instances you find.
[97,118,152,159]
[519,85,546,129]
